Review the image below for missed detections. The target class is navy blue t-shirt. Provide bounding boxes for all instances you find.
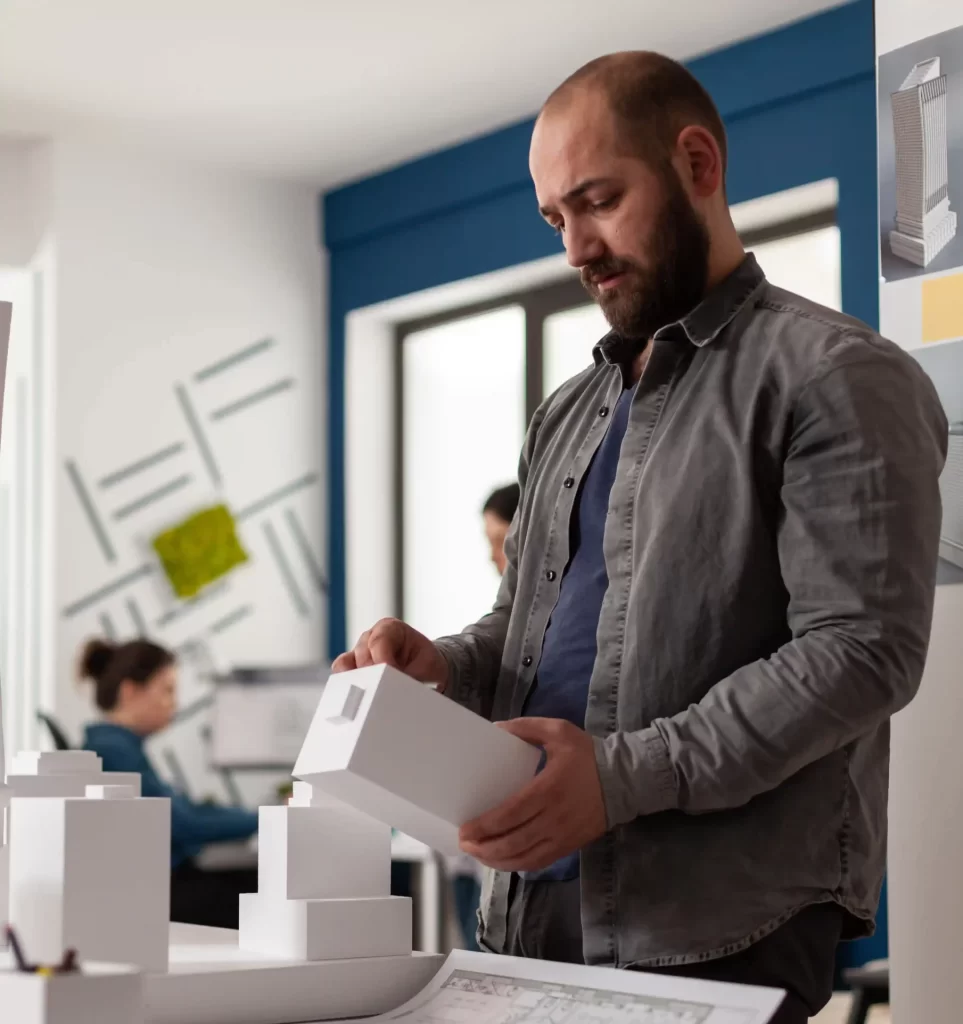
[523,384,634,880]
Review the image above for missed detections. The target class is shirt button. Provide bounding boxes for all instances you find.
[522,656,533,667]
[599,406,609,418]
[563,477,574,488]
[546,570,557,582]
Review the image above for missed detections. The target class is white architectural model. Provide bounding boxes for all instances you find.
[8,785,170,971]
[239,782,411,961]
[294,665,541,854]
[1,961,144,1024]
[6,749,142,798]
[890,56,957,267]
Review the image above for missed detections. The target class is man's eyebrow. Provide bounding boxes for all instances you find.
[538,178,616,219]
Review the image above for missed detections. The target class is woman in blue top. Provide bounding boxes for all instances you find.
[81,637,259,928]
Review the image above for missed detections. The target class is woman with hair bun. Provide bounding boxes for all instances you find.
[80,637,259,928]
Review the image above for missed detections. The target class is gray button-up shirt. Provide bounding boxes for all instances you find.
[436,255,948,968]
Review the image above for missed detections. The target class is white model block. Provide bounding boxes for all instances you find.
[238,893,412,961]
[6,771,142,799]
[85,784,136,800]
[9,795,170,971]
[0,963,143,1024]
[290,780,323,806]
[294,665,541,855]
[258,804,390,900]
[11,751,102,776]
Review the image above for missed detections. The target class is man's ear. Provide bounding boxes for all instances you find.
[676,125,724,199]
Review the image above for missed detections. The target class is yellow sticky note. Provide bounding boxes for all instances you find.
[922,271,963,344]
[152,503,248,599]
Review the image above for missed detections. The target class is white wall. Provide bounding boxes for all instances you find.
[0,140,50,268]
[44,143,326,785]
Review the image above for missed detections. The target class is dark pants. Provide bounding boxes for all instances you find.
[170,861,259,930]
[503,877,842,1024]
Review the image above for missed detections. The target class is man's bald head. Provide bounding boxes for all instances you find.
[540,51,727,179]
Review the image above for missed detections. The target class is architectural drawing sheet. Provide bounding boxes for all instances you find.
[328,951,785,1024]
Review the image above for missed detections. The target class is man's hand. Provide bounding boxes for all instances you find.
[331,618,449,689]
[458,718,608,872]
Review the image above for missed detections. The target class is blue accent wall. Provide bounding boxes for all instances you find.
[323,0,886,966]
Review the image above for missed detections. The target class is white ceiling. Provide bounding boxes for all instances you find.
[0,0,848,188]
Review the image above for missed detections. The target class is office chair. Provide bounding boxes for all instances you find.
[36,711,73,751]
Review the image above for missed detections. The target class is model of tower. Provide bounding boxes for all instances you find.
[7,784,170,971]
[239,782,412,960]
[890,56,957,267]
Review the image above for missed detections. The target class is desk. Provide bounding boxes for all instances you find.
[196,833,448,955]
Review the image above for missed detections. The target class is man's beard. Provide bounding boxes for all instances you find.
[581,173,711,340]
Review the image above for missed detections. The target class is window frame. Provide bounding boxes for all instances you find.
[392,208,838,619]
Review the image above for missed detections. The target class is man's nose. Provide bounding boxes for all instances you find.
[563,222,605,269]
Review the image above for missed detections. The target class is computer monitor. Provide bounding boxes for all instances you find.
[209,664,327,770]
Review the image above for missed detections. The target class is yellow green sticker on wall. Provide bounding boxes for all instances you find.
[152,503,249,599]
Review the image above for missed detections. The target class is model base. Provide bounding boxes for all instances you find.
[0,962,143,1024]
[890,210,957,267]
[147,923,443,1024]
[238,893,412,961]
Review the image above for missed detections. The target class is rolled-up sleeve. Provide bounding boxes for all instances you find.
[595,339,949,825]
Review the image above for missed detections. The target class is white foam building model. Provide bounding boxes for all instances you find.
[293,665,542,854]
[1,749,141,934]
[2,962,144,1024]
[239,781,411,961]
[890,56,957,267]
[8,783,170,971]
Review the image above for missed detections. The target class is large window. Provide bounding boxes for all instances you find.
[395,214,841,636]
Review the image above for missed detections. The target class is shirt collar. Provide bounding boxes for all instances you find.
[593,253,766,365]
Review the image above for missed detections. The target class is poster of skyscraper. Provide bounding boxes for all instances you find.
[878,26,963,284]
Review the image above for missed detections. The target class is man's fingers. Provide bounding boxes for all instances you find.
[461,807,554,863]
[368,628,401,668]
[497,716,566,749]
[463,834,559,873]
[331,652,357,673]
[459,770,555,843]
[354,631,374,668]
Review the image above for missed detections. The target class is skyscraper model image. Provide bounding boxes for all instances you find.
[890,56,958,267]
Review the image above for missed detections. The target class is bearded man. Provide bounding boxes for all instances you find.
[336,52,947,1024]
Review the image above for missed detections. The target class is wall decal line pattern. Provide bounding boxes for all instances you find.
[174,383,222,488]
[112,473,194,522]
[62,564,156,618]
[193,337,275,383]
[126,596,148,637]
[99,442,187,490]
[210,377,294,421]
[65,458,116,563]
[98,610,117,641]
[234,472,319,522]
[285,507,328,594]
[262,520,309,618]
[208,604,254,636]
